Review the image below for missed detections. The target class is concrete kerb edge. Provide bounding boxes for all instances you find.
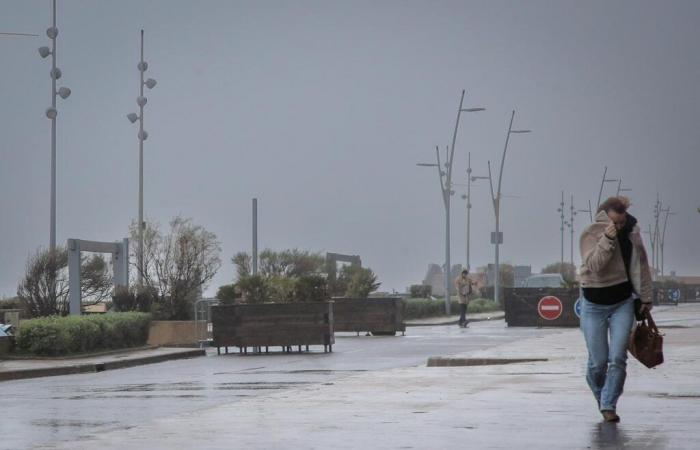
[0,348,205,382]
[406,313,505,327]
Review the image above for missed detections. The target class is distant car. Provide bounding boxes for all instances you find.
[523,274,566,288]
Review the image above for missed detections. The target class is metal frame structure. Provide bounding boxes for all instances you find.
[67,238,129,316]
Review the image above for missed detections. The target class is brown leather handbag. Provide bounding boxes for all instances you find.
[628,311,664,368]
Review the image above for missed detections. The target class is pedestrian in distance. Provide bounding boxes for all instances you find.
[579,196,653,423]
[454,269,474,328]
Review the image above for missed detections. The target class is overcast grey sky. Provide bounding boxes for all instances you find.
[1,0,699,297]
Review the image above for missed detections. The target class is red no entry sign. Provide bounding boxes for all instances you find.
[538,296,563,320]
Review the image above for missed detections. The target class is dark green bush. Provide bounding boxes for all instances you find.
[293,275,328,302]
[15,312,152,356]
[409,285,432,298]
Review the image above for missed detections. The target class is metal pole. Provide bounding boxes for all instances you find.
[570,194,575,267]
[491,110,515,307]
[466,152,472,272]
[660,208,672,278]
[252,198,258,276]
[49,0,57,251]
[138,29,145,287]
[596,166,608,209]
[560,191,565,271]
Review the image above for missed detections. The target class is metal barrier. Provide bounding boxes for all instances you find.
[194,298,219,348]
[504,288,580,327]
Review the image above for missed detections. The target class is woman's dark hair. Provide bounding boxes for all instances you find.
[597,196,630,214]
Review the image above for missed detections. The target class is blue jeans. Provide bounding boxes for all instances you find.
[580,297,635,412]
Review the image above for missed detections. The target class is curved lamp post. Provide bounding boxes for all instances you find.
[487,110,530,306]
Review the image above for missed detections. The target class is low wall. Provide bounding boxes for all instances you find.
[147,321,198,347]
[333,298,406,334]
[212,302,334,353]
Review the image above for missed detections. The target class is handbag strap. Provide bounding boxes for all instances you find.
[645,311,660,334]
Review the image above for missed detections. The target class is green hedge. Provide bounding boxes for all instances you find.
[404,297,501,320]
[15,312,152,356]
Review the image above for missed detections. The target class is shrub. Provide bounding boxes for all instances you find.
[293,275,329,303]
[215,284,239,304]
[409,285,432,298]
[237,275,268,304]
[15,312,152,356]
[111,287,153,313]
[267,276,297,303]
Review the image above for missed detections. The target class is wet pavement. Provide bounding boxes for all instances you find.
[1,319,554,449]
[25,304,700,450]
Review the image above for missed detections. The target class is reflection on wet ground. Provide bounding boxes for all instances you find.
[591,423,669,450]
[0,322,559,450]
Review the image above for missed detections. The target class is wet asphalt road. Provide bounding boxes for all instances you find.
[1,320,558,449]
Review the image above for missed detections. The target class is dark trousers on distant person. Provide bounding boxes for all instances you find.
[458,301,468,325]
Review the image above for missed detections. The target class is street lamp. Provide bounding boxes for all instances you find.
[596,166,619,209]
[558,191,566,270]
[578,199,593,223]
[461,152,489,273]
[487,110,530,307]
[565,194,577,268]
[660,207,675,278]
[616,179,632,196]
[127,29,157,288]
[416,89,484,315]
[38,0,71,252]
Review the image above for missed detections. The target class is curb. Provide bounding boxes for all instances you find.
[0,348,205,382]
[407,313,505,327]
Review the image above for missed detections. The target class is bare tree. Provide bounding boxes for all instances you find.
[131,217,221,319]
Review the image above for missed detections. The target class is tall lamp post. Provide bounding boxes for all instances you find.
[127,29,157,287]
[596,166,619,209]
[462,152,489,273]
[565,194,577,267]
[417,90,484,314]
[557,191,566,270]
[38,0,71,252]
[487,110,530,306]
[660,207,675,278]
[578,200,593,223]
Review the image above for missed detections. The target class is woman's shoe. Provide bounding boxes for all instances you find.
[601,410,620,422]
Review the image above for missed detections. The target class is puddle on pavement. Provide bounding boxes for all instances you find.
[50,380,316,400]
[649,392,700,399]
[427,357,549,367]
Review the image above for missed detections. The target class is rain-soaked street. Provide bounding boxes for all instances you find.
[1,320,555,449]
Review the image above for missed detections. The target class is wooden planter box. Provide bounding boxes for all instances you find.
[332,298,406,336]
[211,302,334,354]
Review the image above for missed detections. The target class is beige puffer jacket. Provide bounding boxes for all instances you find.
[579,210,653,304]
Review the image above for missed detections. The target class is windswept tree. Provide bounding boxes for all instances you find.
[17,247,113,317]
[541,262,577,285]
[232,249,325,279]
[131,217,221,319]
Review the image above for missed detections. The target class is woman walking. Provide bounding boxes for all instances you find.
[579,196,653,422]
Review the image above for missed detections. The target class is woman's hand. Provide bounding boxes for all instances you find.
[604,222,617,240]
[640,303,653,314]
